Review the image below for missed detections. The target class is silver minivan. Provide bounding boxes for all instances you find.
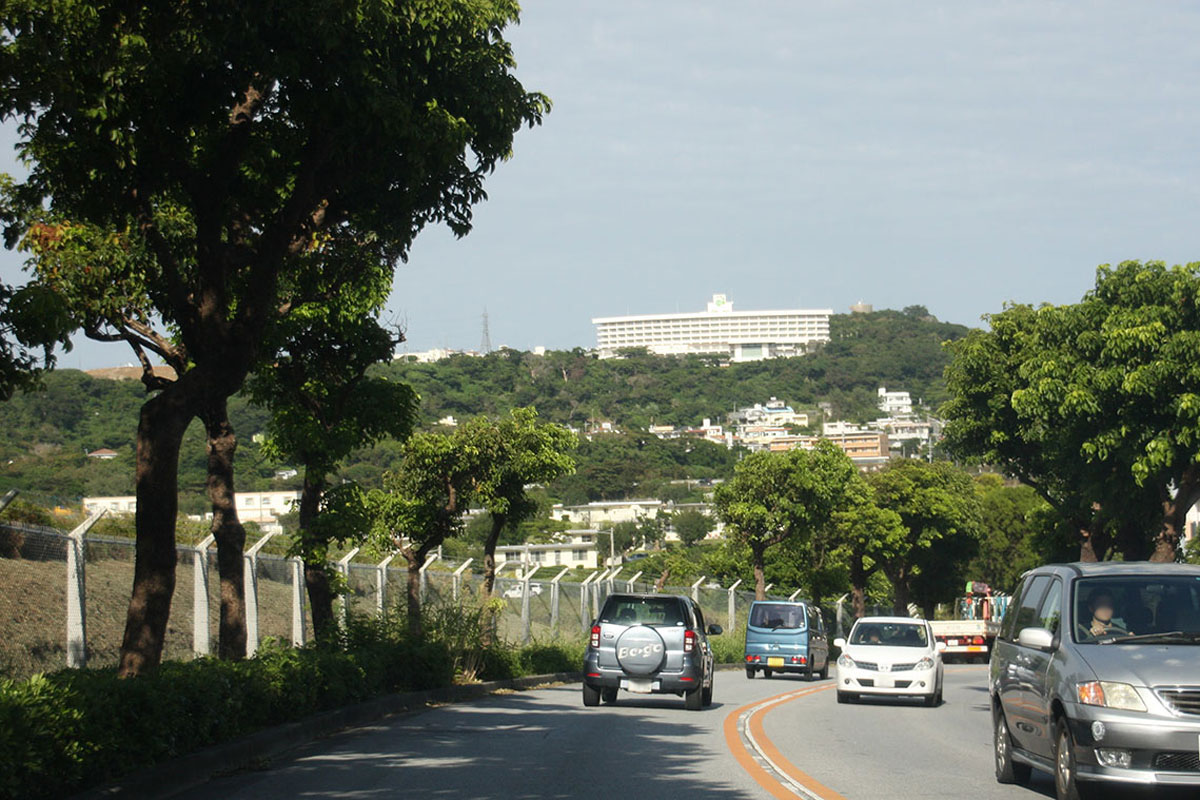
[990,562,1200,800]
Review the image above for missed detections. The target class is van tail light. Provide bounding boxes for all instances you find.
[591,625,601,649]
[684,629,696,654]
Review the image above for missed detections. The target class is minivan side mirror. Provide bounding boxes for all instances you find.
[1017,626,1056,651]
[707,624,723,636]
[833,637,846,649]
[935,641,947,652]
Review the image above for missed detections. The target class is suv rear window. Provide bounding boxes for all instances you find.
[749,603,807,630]
[601,597,687,627]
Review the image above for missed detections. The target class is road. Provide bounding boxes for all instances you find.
[181,665,1068,799]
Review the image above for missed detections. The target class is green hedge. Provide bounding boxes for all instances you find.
[0,629,582,800]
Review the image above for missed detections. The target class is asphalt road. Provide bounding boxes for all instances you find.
[175,665,1075,800]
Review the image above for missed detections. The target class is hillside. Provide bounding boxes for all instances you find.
[0,308,971,506]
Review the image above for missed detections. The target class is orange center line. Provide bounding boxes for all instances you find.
[723,683,848,800]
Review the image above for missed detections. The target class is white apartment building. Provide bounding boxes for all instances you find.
[551,499,664,527]
[84,490,303,526]
[878,387,913,416]
[729,397,809,428]
[593,294,833,362]
[496,530,599,569]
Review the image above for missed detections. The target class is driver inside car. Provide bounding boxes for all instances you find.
[1077,588,1130,639]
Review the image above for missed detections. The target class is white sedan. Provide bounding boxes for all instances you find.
[834,616,945,706]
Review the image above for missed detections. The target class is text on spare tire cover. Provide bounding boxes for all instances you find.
[619,642,664,659]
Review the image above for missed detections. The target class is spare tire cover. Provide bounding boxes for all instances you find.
[615,626,666,676]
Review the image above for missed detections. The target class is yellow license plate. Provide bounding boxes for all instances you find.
[767,656,784,667]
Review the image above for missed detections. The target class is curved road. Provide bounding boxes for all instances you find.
[181,665,1068,799]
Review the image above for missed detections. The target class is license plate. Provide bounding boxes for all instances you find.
[767,656,785,668]
[948,639,959,646]
[876,676,894,688]
[626,679,653,694]
[967,645,986,652]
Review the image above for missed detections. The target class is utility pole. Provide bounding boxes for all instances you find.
[480,308,492,354]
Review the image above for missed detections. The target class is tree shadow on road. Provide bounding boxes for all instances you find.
[181,685,749,799]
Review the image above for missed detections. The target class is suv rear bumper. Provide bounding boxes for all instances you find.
[583,654,705,694]
[1062,703,1200,786]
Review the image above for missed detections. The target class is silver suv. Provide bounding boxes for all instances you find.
[582,593,722,710]
[991,562,1200,799]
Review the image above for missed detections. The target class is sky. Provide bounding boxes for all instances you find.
[3,1,1199,367]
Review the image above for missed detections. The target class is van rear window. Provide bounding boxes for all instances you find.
[749,603,806,630]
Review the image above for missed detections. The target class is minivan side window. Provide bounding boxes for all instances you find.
[1038,579,1063,634]
[999,577,1027,641]
[1012,575,1052,641]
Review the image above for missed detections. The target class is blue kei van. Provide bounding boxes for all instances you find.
[743,600,830,679]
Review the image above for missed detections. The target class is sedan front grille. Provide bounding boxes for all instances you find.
[855,661,878,671]
[1153,752,1200,772]
[891,662,918,672]
[1155,687,1200,716]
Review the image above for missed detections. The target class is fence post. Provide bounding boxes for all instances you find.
[593,568,614,618]
[727,578,743,631]
[453,558,474,603]
[193,534,215,657]
[289,556,307,647]
[0,488,17,513]
[244,532,278,657]
[580,571,598,631]
[690,576,705,603]
[376,554,397,615]
[521,565,538,644]
[419,552,439,602]
[788,588,802,601]
[627,570,643,592]
[66,510,106,668]
[336,547,361,628]
[549,567,569,634]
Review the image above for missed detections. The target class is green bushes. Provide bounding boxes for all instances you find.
[0,612,581,800]
[710,623,746,664]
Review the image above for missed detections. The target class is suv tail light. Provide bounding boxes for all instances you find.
[684,629,696,654]
[590,625,601,649]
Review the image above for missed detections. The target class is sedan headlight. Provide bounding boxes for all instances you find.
[1077,681,1146,712]
[914,657,934,671]
[837,653,855,669]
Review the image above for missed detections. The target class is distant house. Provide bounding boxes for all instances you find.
[86,449,118,460]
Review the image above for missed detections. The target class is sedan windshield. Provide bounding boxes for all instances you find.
[849,622,928,647]
[1074,576,1200,644]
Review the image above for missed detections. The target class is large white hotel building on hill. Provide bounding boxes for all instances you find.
[593,294,833,362]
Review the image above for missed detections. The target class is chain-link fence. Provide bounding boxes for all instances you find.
[2,519,823,682]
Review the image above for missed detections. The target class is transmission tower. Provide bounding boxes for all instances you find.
[480,308,492,354]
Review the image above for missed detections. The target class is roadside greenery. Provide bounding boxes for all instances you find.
[0,610,582,800]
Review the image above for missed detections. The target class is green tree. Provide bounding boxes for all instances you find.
[672,509,715,546]
[830,499,905,618]
[966,475,1045,593]
[714,441,861,600]
[943,261,1200,563]
[0,0,547,675]
[472,407,576,597]
[868,459,982,617]
[368,428,494,637]
[248,304,418,641]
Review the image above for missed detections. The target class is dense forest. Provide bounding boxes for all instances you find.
[0,308,970,509]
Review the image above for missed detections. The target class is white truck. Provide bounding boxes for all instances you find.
[928,582,1007,662]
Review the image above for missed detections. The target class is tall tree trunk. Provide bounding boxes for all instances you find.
[298,468,336,641]
[404,547,424,639]
[1154,470,1200,563]
[849,554,869,618]
[202,399,248,660]
[887,565,910,616]
[118,387,194,677]
[482,513,506,597]
[1078,517,1110,563]
[752,544,767,600]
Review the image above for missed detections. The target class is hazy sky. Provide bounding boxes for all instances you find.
[3,1,1199,367]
